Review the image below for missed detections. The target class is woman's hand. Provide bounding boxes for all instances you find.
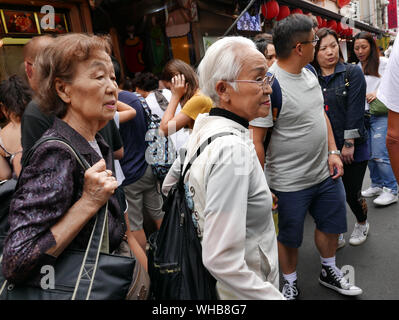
[366,92,377,104]
[170,74,187,100]
[81,159,118,212]
[341,145,354,165]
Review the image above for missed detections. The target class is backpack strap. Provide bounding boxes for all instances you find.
[181,132,235,181]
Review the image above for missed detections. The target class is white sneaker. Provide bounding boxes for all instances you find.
[337,233,346,249]
[361,186,383,198]
[349,222,369,246]
[373,187,398,206]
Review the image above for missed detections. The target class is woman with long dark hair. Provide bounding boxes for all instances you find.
[353,32,398,206]
[312,28,369,247]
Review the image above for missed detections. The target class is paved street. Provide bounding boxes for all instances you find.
[279,170,399,300]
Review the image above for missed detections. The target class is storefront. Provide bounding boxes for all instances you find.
[90,0,387,79]
[0,0,92,81]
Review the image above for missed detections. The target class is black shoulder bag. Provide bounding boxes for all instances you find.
[0,136,136,300]
[148,132,234,300]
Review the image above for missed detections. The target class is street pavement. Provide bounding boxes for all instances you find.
[279,170,399,300]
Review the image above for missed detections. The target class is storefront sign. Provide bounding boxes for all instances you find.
[388,0,398,29]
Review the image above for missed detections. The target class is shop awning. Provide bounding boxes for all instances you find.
[277,0,384,35]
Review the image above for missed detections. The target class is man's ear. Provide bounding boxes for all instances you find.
[54,78,71,104]
[215,80,230,104]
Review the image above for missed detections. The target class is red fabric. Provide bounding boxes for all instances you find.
[327,20,337,31]
[124,37,145,73]
[337,0,351,8]
[291,8,303,15]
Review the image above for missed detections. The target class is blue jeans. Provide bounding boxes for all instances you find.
[368,115,398,194]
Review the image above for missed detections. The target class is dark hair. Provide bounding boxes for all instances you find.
[254,38,272,57]
[35,33,112,118]
[132,72,159,92]
[111,56,121,85]
[0,75,32,120]
[311,28,344,71]
[272,14,314,59]
[161,59,198,107]
[122,77,134,91]
[353,32,380,77]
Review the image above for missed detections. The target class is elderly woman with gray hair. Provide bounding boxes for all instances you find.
[162,36,284,300]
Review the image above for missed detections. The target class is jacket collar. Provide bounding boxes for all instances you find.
[317,61,346,77]
[52,117,111,166]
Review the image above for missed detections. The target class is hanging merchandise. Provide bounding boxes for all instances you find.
[276,5,290,21]
[336,22,344,35]
[124,25,145,74]
[316,16,323,27]
[326,20,337,31]
[261,1,279,20]
[291,8,303,15]
[149,17,167,75]
[337,0,351,8]
[165,6,191,38]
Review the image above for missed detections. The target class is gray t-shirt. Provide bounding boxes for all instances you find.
[265,63,330,192]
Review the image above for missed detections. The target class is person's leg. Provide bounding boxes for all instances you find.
[342,161,368,224]
[372,116,398,194]
[273,187,313,299]
[368,118,383,189]
[387,110,399,183]
[310,177,362,296]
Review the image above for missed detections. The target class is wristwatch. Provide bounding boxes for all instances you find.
[344,141,354,148]
[328,150,341,156]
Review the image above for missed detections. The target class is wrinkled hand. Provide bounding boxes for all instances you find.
[170,74,187,100]
[82,159,118,212]
[328,154,344,179]
[341,145,354,165]
[366,92,377,104]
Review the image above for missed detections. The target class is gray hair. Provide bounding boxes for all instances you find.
[197,36,257,105]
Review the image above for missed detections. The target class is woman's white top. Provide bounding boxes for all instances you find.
[359,57,388,111]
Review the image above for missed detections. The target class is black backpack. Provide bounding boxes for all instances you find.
[148,132,233,300]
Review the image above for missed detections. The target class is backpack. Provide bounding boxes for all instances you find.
[136,94,176,182]
[147,132,233,300]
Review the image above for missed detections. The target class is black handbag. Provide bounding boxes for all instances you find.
[0,137,136,300]
[148,132,233,300]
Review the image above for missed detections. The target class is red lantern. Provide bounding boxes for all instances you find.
[291,8,303,15]
[276,5,290,21]
[327,20,337,31]
[322,19,327,28]
[265,1,280,20]
[261,3,267,18]
[337,0,351,8]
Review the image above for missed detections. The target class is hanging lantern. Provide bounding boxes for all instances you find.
[261,3,267,18]
[327,20,337,31]
[291,8,303,15]
[321,18,327,28]
[265,1,280,20]
[276,5,290,21]
[337,0,351,8]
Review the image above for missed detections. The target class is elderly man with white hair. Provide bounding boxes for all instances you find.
[162,36,284,300]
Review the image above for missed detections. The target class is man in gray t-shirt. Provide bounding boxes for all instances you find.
[251,14,363,300]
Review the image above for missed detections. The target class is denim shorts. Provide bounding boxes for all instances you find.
[271,176,347,248]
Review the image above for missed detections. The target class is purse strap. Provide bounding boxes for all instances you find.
[12,136,110,300]
[180,132,235,182]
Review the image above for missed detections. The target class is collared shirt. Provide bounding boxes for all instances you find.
[2,118,125,284]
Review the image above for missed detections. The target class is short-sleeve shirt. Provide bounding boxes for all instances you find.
[378,38,399,113]
[180,93,213,120]
[265,63,330,192]
[118,91,148,186]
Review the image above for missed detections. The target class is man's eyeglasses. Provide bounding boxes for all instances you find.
[230,73,275,89]
[292,35,319,48]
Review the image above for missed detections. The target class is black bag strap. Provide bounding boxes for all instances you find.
[18,136,109,300]
[180,132,235,181]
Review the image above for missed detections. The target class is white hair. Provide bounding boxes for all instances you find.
[197,36,257,105]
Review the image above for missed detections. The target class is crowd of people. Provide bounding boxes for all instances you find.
[0,13,398,300]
